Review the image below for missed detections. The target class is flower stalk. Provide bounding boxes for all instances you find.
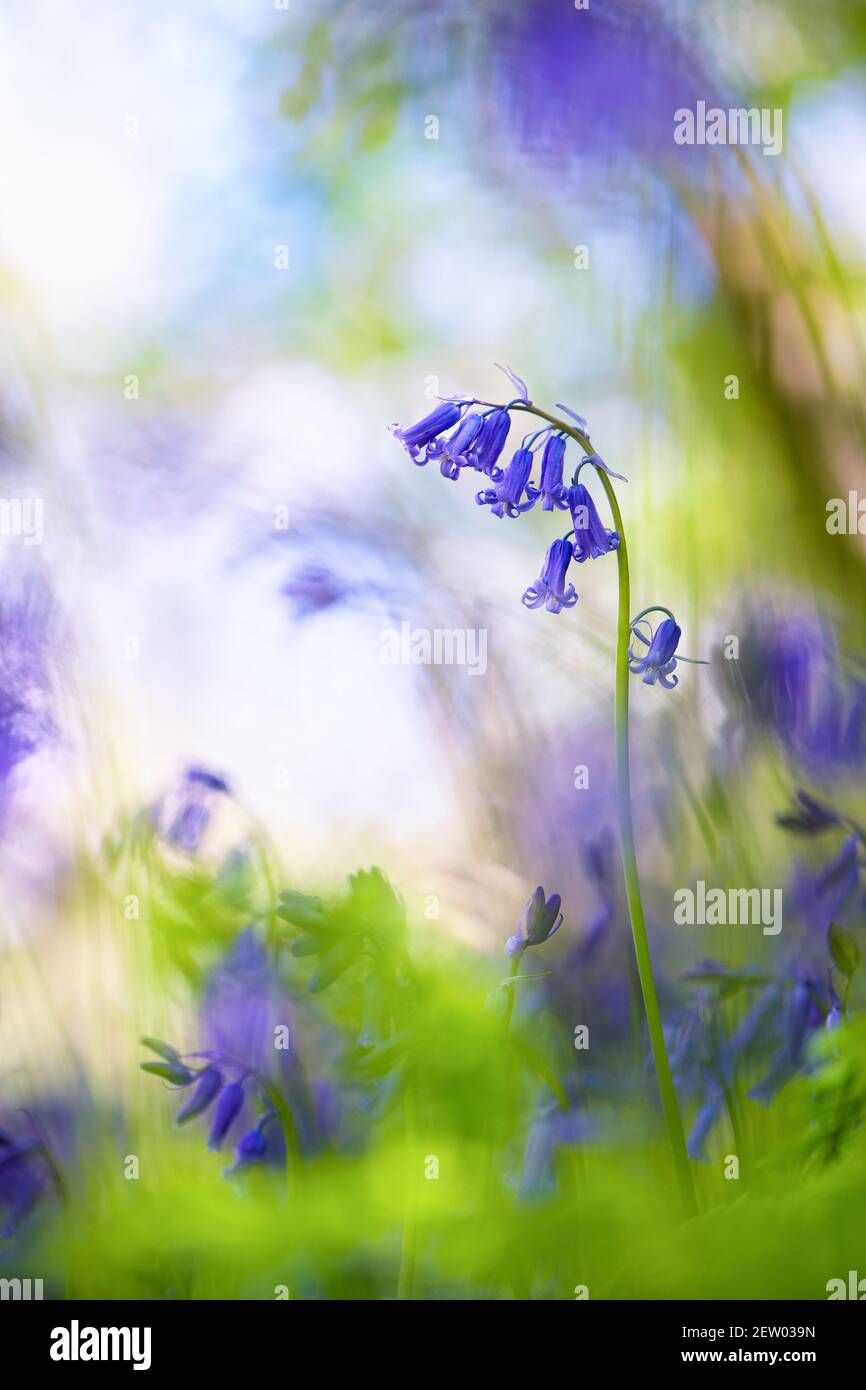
[393,385,698,1215]
[511,403,697,1216]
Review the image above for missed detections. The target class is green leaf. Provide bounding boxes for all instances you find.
[828,923,861,978]
[291,933,326,957]
[309,936,364,993]
[352,1033,409,1077]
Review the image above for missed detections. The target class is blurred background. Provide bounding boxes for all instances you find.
[2,0,866,1298]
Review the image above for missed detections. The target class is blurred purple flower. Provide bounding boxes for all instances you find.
[718,607,866,776]
[176,1066,223,1125]
[0,1133,45,1238]
[226,1123,270,1173]
[281,563,352,619]
[0,578,58,817]
[521,1099,591,1195]
[207,1082,246,1151]
[159,765,231,854]
[486,0,713,170]
[749,979,823,1105]
[203,928,289,1080]
[776,789,843,836]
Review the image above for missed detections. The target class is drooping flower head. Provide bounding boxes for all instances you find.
[476,446,536,517]
[535,434,569,510]
[175,1065,223,1124]
[471,408,512,479]
[568,481,620,561]
[390,377,631,623]
[207,1081,246,1151]
[629,615,682,688]
[390,401,463,462]
[522,537,578,614]
[506,886,563,957]
[426,411,485,479]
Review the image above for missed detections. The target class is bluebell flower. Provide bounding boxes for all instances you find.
[226,1123,270,1174]
[471,408,512,479]
[724,983,785,1061]
[390,401,463,461]
[186,767,230,794]
[750,979,822,1104]
[176,1066,223,1124]
[0,1132,46,1237]
[533,435,569,510]
[816,834,862,921]
[282,565,350,619]
[208,1081,246,1150]
[160,765,231,854]
[203,928,294,1078]
[800,676,866,775]
[521,1099,591,1195]
[578,830,618,961]
[629,618,681,688]
[826,974,843,1031]
[476,447,536,518]
[505,886,563,957]
[426,411,485,479]
[566,482,620,560]
[0,578,58,820]
[522,538,578,614]
[687,1085,726,1162]
[715,608,858,765]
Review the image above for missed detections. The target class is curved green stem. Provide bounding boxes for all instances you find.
[511,402,697,1216]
